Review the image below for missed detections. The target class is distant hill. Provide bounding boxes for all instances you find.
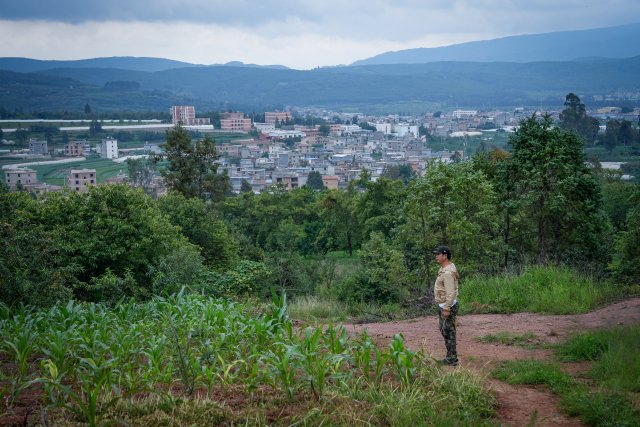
[352,22,640,65]
[1,56,639,113]
[0,56,204,73]
[0,57,290,74]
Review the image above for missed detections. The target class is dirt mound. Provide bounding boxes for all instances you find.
[345,298,640,426]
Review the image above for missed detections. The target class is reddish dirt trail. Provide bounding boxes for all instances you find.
[344,298,640,427]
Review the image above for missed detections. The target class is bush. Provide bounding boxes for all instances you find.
[0,185,207,306]
[332,233,412,305]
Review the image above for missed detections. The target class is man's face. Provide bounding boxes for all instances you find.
[434,252,447,264]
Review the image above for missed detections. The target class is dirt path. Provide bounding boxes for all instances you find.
[345,298,640,427]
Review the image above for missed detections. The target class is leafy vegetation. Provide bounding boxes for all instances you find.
[0,292,496,426]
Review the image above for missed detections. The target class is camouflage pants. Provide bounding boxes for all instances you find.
[438,302,459,362]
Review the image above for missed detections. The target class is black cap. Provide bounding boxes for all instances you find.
[432,246,452,257]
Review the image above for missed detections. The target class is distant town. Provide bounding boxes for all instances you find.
[2,103,639,195]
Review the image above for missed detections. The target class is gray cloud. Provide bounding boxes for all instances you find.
[2,0,638,40]
[0,0,638,69]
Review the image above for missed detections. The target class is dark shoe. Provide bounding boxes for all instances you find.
[441,358,459,366]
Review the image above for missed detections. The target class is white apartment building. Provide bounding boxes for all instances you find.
[452,110,478,119]
[97,137,118,159]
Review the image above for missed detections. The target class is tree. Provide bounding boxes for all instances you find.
[615,185,640,284]
[339,232,410,304]
[604,119,621,153]
[160,125,230,201]
[318,189,359,256]
[240,179,253,193]
[318,124,330,136]
[498,114,610,266]
[157,193,239,270]
[14,128,29,147]
[0,185,206,306]
[355,177,404,241]
[403,161,500,272]
[84,103,92,114]
[89,119,102,136]
[127,158,156,195]
[306,171,325,190]
[359,122,376,131]
[381,164,416,184]
[558,93,599,144]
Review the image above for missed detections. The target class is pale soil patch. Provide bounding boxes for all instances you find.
[345,298,640,426]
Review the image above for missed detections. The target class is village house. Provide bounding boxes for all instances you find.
[29,139,48,155]
[67,169,97,193]
[4,167,37,190]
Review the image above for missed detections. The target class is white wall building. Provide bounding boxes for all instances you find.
[452,110,478,119]
[97,137,118,159]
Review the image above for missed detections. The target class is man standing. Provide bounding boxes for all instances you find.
[433,246,459,366]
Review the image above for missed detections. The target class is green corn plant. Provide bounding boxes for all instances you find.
[373,345,387,385]
[40,328,78,381]
[353,332,375,381]
[4,318,36,378]
[389,334,418,387]
[216,357,244,386]
[300,328,329,400]
[269,290,292,338]
[324,323,348,355]
[165,314,197,395]
[37,358,124,427]
[265,343,299,400]
[240,353,263,393]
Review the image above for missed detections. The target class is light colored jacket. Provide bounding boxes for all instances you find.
[434,263,459,310]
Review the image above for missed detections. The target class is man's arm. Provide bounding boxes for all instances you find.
[442,271,456,317]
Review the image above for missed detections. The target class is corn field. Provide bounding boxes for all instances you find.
[1,291,425,426]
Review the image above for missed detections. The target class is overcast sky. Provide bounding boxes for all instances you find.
[1,0,639,69]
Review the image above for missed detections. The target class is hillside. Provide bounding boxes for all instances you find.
[1,56,640,113]
[352,22,640,65]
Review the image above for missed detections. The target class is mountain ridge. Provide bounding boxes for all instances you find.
[352,22,640,65]
[1,56,639,113]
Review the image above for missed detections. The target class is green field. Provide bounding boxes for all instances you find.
[11,157,129,186]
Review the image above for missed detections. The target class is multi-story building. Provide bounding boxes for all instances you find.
[97,137,118,159]
[29,139,48,155]
[67,169,96,193]
[272,171,299,190]
[322,175,340,190]
[4,167,37,190]
[220,112,252,132]
[65,140,90,157]
[264,111,291,125]
[452,110,478,119]
[170,106,195,125]
[170,106,211,125]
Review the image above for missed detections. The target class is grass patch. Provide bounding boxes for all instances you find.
[342,365,496,426]
[556,325,640,392]
[462,266,622,314]
[288,295,348,322]
[492,360,573,393]
[475,331,543,348]
[492,358,640,426]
